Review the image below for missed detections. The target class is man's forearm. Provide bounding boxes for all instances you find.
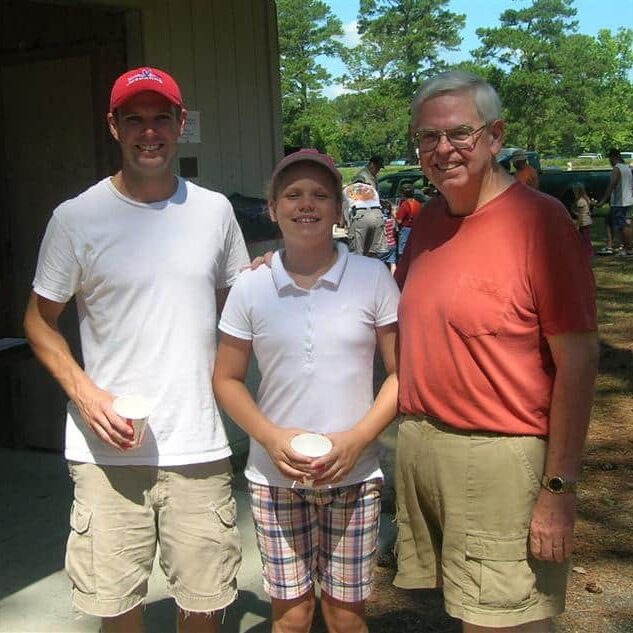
[544,335,599,479]
[598,171,618,206]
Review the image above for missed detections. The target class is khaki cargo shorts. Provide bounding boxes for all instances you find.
[394,415,569,628]
[66,459,241,617]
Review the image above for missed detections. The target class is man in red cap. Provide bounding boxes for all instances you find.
[24,67,248,632]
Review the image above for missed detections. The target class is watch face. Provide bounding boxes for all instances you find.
[549,477,564,492]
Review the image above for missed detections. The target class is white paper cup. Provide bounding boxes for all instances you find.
[113,395,152,448]
[291,433,333,458]
[290,433,332,487]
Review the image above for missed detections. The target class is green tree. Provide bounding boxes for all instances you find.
[341,0,465,161]
[473,0,579,150]
[474,1,633,154]
[355,0,465,99]
[334,87,411,161]
[572,29,633,152]
[276,0,343,148]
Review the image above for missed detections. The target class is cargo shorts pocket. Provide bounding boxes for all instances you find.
[465,533,534,609]
[213,497,241,582]
[507,435,546,493]
[65,501,95,595]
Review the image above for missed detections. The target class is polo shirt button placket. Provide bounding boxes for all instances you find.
[305,298,314,369]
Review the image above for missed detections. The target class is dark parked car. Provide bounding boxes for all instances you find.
[496,147,541,172]
[377,169,430,207]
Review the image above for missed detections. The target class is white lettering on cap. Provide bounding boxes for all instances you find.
[126,68,164,87]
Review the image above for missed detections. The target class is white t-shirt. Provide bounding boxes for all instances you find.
[611,163,633,207]
[342,182,381,226]
[33,177,250,466]
[219,243,400,488]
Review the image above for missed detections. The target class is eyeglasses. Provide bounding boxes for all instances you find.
[413,124,489,152]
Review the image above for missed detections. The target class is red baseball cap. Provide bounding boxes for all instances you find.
[109,67,184,112]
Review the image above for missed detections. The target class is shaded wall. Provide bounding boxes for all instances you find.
[90,0,284,198]
[0,0,283,453]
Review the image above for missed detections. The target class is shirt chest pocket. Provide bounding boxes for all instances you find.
[448,278,509,338]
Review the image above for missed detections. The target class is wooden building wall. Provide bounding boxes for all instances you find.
[89,0,284,198]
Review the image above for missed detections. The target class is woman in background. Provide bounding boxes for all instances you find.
[572,182,594,261]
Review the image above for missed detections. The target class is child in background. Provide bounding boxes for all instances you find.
[572,182,594,261]
[379,200,398,273]
[213,149,400,633]
[396,182,422,256]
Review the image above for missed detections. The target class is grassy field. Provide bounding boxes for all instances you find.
[338,164,409,186]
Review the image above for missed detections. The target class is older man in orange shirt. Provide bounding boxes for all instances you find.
[394,71,598,633]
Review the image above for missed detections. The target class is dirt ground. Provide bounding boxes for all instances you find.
[357,255,633,632]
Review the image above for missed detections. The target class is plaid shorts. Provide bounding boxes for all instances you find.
[248,479,382,603]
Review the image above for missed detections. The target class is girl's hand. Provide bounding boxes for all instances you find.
[310,429,369,486]
[261,427,314,481]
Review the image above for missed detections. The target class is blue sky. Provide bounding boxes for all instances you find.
[320,0,633,98]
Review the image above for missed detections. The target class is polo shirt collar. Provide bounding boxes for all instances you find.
[271,242,349,293]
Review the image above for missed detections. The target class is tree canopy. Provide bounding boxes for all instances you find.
[276,0,633,161]
[277,0,343,148]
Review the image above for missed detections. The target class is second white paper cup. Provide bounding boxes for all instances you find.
[291,433,333,458]
[113,394,152,448]
[291,433,333,486]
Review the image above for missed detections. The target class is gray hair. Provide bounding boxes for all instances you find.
[411,71,502,127]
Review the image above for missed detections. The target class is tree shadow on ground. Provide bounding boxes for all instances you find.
[598,340,633,390]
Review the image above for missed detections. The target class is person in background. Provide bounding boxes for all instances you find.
[379,200,398,273]
[23,67,247,633]
[343,181,388,256]
[213,149,400,633]
[512,150,540,189]
[572,182,594,262]
[394,70,598,633]
[353,155,384,190]
[395,182,422,257]
[596,148,633,257]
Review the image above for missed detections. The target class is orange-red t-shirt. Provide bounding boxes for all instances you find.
[396,198,422,227]
[395,183,597,436]
[515,165,539,189]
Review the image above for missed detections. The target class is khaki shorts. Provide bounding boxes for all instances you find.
[66,460,241,617]
[394,415,568,627]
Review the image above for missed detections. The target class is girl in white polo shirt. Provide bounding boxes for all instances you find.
[213,149,400,633]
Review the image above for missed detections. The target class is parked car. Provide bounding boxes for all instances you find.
[496,147,541,172]
[377,169,429,207]
[337,160,367,168]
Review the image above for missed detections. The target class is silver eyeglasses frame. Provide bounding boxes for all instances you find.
[413,123,489,153]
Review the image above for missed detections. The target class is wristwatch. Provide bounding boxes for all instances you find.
[541,474,577,494]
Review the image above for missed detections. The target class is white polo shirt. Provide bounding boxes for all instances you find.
[219,242,400,488]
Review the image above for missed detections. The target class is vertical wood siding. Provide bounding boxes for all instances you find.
[87,0,282,197]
